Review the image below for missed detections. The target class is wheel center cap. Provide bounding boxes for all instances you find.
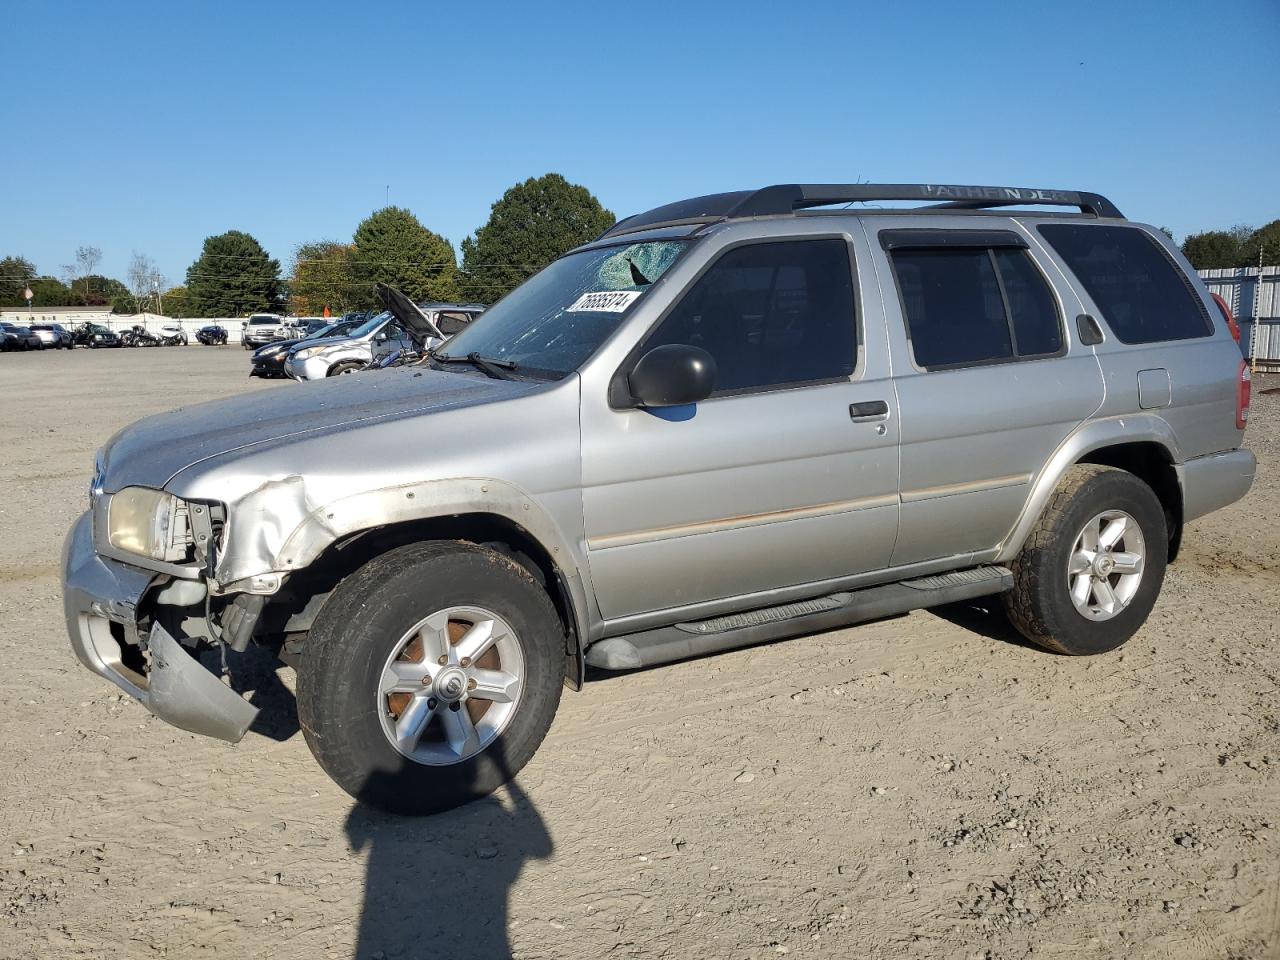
[1094,555,1115,577]
[436,667,467,703]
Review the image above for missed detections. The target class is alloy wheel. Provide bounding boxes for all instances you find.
[376,606,524,765]
[1067,509,1146,621]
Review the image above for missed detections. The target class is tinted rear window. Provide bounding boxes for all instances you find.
[1038,224,1211,344]
[890,247,1062,369]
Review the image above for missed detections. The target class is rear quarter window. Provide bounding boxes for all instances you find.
[1038,224,1211,344]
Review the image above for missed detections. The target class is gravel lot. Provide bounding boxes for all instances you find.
[1,347,1277,960]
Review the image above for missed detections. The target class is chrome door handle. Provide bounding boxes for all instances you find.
[849,400,889,422]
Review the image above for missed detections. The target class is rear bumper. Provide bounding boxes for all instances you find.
[62,512,257,743]
[1178,447,1257,524]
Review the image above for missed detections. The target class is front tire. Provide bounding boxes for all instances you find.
[326,360,365,376]
[1004,465,1167,655]
[298,541,565,815]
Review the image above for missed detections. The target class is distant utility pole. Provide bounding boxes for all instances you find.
[385,184,390,205]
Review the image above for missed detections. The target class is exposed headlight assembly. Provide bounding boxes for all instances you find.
[292,345,328,360]
[107,487,181,560]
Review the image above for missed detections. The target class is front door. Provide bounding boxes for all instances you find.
[581,236,900,623]
[372,322,412,362]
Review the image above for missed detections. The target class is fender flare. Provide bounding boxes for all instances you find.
[994,415,1182,563]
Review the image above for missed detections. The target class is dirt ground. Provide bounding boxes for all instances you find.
[1,347,1277,960]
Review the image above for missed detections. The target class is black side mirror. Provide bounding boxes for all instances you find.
[628,344,717,408]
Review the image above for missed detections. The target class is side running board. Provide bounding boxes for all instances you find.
[585,565,1012,671]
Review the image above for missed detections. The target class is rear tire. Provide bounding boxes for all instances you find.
[1003,465,1167,655]
[298,541,565,815]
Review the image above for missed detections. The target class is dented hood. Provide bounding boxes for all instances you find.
[99,368,541,492]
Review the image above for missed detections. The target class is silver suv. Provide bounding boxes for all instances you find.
[241,314,289,350]
[63,183,1256,814]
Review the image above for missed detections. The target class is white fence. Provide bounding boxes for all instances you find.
[1198,267,1280,366]
[94,315,250,344]
[0,310,250,343]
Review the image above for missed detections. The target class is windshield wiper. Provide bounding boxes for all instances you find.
[431,350,518,380]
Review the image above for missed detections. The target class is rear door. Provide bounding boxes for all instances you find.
[869,221,1106,565]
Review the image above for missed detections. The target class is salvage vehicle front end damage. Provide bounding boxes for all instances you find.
[63,368,593,746]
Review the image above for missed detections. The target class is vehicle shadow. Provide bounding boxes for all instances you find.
[201,644,301,741]
[929,598,1042,651]
[345,744,552,960]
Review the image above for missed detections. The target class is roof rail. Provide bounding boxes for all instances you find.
[599,183,1123,239]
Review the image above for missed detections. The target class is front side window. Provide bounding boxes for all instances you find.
[645,239,857,394]
[890,246,1062,369]
[439,240,687,378]
[1038,224,1211,344]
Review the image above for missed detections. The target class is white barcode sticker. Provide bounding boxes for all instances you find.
[565,290,642,313]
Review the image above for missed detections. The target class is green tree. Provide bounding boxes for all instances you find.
[1240,220,1280,267]
[0,256,37,305]
[76,274,129,306]
[289,241,357,315]
[186,230,283,316]
[1182,230,1246,270]
[352,207,458,305]
[460,173,615,303]
[28,277,75,306]
[159,285,195,318]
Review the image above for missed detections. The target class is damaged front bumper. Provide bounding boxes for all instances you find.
[62,511,258,743]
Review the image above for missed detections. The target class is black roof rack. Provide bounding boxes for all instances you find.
[599,183,1123,239]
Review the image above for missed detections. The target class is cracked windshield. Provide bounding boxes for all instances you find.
[437,239,687,377]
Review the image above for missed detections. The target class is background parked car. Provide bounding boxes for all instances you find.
[73,323,122,348]
[120,325,161,348]
[1,325,24,351]
[30,323,74,349]
[250,318,361,378]
[282,311,414,379]
[0,322,45,350]
[241,314,290,350]
[286,317,331,338]
[158,324,188,346]
[196,324,228,345]
[283,290,486,380]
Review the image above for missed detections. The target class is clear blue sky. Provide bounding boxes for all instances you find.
[4,0,1278,287]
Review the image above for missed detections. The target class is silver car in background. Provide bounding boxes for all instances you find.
[282,310,416,379]
[62,182,1255,816]
[30,323,74,348]
[283,290,484,379]
[241,314,290,350]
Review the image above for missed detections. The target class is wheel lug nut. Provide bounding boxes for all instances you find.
[449,701,461,712]
[427,698,437,709]
[460,656,472,668]
[437,655,448,665]
[422,675,432,686]
[467,678,477,691]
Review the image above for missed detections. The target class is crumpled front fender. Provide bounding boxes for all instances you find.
[209,474,593,661]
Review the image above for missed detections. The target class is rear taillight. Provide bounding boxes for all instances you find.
[1212,292,1242,343]
[1236,360,1251,430]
